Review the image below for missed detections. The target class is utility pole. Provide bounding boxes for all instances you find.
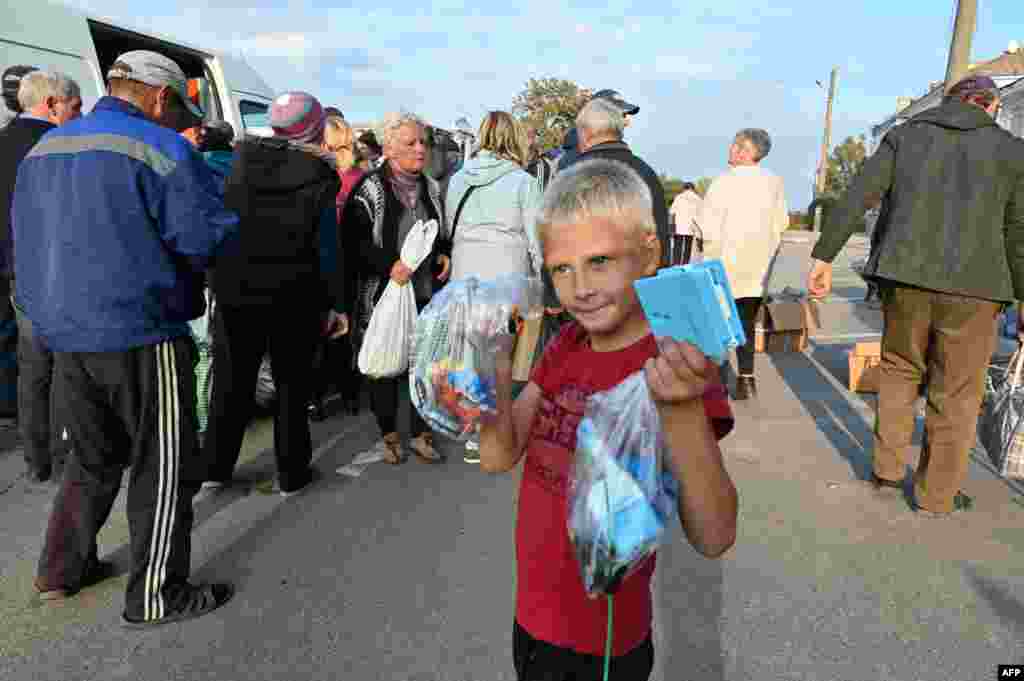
[944,0,978,92]
[813,67,839,232]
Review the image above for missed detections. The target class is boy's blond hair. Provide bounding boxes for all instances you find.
[536,158,656,249]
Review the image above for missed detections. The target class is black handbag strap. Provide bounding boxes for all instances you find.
[451,185,478,241]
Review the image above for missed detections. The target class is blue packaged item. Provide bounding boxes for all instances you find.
[633,259,745,365]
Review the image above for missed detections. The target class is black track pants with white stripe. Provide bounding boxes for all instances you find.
[37,336,201,621]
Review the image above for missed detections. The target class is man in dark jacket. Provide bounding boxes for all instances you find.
[13,50,236,624]
[0,69,82,481]
[575,97,671,266]
[203,91,347,494]
[557,88,640,172]
[807,74,1024,517]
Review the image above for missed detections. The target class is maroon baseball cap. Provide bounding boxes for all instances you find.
[948,74,998,98]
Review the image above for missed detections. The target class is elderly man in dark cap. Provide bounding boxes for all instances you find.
[12,49,236,625]
[808,74,1024,518]
[557,88,639,171]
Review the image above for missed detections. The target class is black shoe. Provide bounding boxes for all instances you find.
[122,582,234,629]
[26,465,53,484]
[870,474,903,492]
[734,376,757,401]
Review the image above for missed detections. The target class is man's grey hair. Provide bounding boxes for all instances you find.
[536,158,655,246]
[576,98,625,140]
[378,111,427,149]
[735,128,772,162]
[18,71,80,112]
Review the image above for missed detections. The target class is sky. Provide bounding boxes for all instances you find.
[65,0,1024,210]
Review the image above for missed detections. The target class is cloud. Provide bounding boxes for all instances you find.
[651,55,720,78]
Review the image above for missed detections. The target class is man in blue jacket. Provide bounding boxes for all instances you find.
[12,50,237,626]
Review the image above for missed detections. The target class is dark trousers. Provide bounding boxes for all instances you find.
[513,620,654,681]
[13,302,58,477]
[368,373,427,439]
[311,338,359,405]
[734,297,763,376]
[37,337,200,621]
[875,285,1000,513]
[205,303,320,491]
[0,291,16,417]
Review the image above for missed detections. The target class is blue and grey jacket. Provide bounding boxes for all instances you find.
[11,96,238,352]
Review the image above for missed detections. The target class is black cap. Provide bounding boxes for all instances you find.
[2,65,39,114]
[324,106,344,119]
[592,88,639,115]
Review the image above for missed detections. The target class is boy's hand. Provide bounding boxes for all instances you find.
[645,338,709,405]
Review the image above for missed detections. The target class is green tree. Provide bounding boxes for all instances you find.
[512,78,592,153]
[693,176,713,198]
[814,135,869,232]
[660,175,686,210]
[823,135,868,199]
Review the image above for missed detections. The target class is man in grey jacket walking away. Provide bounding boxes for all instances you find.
[807,75,1024,517]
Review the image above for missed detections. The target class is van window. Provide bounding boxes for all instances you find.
[0,41,103,120]
[239,100,269,129]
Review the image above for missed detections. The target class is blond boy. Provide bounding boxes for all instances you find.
[480,159,738,680]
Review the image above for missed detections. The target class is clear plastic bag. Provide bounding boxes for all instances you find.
[358,219,438,379]
[979,349,1024,480]
[409,273,541,440]
[568,371,679,597]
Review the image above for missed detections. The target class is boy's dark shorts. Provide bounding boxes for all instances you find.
[513,620,654,681]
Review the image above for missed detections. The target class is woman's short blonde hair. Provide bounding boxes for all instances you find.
[477,111,528,167]
[378,111,426,151]
[536,158,655,248]
[325,115,358,168]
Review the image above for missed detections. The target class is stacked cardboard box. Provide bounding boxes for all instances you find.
[754,297,820,353]
[848,341,881,393]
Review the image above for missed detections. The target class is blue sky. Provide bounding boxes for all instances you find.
[68,0,1024,210]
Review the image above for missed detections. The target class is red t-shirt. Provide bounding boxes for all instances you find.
[515,323,734,656]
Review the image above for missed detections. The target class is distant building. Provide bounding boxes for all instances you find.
[871,41,1024,150]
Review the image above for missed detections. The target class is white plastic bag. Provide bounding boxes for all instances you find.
[359,219,438,379]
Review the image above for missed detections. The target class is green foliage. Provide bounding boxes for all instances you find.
[823,135,868,199]
[511,78,592,153]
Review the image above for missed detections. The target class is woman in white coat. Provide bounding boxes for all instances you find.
[700,128,788,400]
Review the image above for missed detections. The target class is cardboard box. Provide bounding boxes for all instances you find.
[848,341,881,393]
[755,300,809,353]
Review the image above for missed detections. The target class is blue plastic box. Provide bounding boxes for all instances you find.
[633,259,746,365]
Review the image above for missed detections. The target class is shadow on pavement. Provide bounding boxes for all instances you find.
[768,350,874,482]
[963,564,1024,634]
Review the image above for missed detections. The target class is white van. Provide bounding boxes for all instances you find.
[1,0,275,137]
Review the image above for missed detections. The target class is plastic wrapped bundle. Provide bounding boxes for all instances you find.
[568,371,679,597]
[410,274,541,440]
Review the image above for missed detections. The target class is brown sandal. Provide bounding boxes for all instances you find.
[409,433,445,464]
[382,433,406,465]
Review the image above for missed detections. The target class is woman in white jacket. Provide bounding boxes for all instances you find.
[445,111,543,461]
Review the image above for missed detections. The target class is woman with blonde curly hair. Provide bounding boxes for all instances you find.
[443,110,543,462]
[342,111,452,464]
